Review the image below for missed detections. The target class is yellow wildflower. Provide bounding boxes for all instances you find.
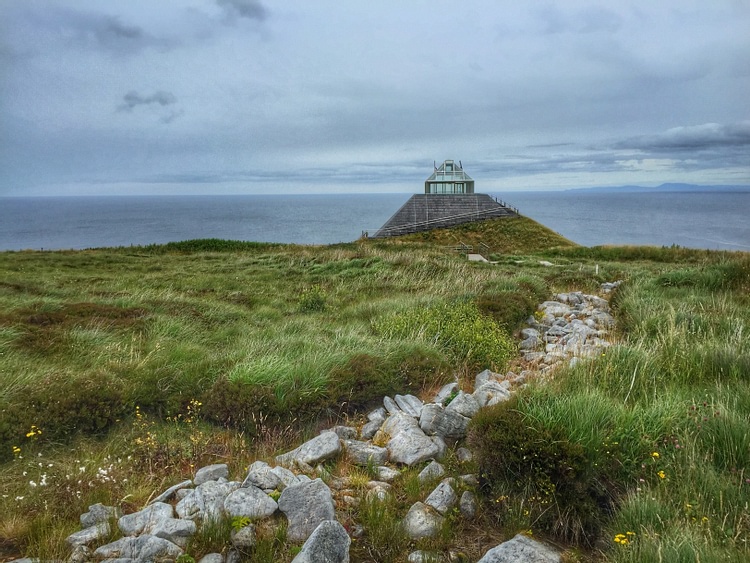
[657,470,666,479]
[651,452,660,458]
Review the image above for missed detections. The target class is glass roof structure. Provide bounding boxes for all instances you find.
[424,160,474,194]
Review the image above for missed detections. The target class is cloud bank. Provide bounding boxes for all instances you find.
[0,0,748,195]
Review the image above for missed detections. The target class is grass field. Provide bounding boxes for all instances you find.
[0,215,748,562]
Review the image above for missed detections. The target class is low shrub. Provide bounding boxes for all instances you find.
[298,284,327,312]
[0,372,127,460]
[468,397,616,545]
[373,299,515,371]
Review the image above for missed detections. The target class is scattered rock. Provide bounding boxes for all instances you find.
[477,533,560,562]
[199,554,225,563]
[230,524,256,550]
[66,522,110,548]
[276,431,342,468]
[459,491,477,519]
[395,394,424,418]
[424,480,457,515]
[243,460,282,491]
[291,520,351,563]
[409,550,445,562]
[376,465,400,482]
[343,439,389,466]
[445,391,480,418]
[383,396,401,414]
[80,503,119,528]
[151,479,193,504]
[419,403,470,439]
[434,382,458,404]
[455,447,473,463]
[118,502,173,536]
[224,486,278,520]
[418,460,445,483]
[278,478,336,542]
[195,463,229,485]
[330,425,358,440]
[94,534,183,560]
[403,502,444,539]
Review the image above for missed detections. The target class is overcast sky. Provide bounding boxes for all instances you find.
[1,0,749,196]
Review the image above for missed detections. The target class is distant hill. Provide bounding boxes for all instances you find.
[566,183,750,193]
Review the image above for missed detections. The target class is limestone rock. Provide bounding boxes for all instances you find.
[150,518,197,548]
[330,425,358,440]
[224,486,278,520]
[66,522,110,547]
[445,391,480,418]
[459,490,477,519]
[418,460,445,483]
[80,503,120,528]
[243,460,282,491]
[395,394,424,418]
[276,431,341,468]
[383,396,401,414]
[376,465,400,482]
[425,480,457,515]
[230,524,256,550]
[291,520,351,563]
[343,439,389,466]
[473,380,511,408]
[118,502,173,536]
[93,534,182,560]
[409,550,445,562]
[403,502,444,539]
[419,403,470,439]
[433,382,458,404]
[151,479,193,504]
[194,463,229,485]
[198,554,225,563]
[278,478,336,542]
[477,533,560,562]
[270,465,301,490]
[455,447,473,463]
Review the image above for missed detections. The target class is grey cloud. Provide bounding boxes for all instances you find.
[537,5,622,35]
[616,122,750,152]
[217,0,268,21]
[118,91,178,112]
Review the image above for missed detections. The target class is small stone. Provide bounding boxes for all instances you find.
[66,522,110,547]
[409,550,445,562]
[93,534,183,560]
[195,463,229,485]
[403,502,444,539]
[80,503,120,529]
[198,554,225,563]
[424,480,457,515]
[459,490,477,519]
[243,460,282,490]
[276,431,342,468]
[230,524,256,550]
[455,447,473,463]
[330,426,358,440]
[151,479,193,504]
[376,466,400,482]
[433,382,458,404]
[445,391,479,418]
[477,533,560,562]
[383,396,401,414]
[343,439,389,466]
[118,502,174,536]
[224,486,278,520]
[419,404,470,439]
[418,460,445,483]
[395,394,424,418]
[291,520,351,563]
[278,478,336,542]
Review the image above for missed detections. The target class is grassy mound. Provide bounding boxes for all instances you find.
[379,215,577,254]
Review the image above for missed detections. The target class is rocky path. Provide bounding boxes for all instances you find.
[25,282,621,563]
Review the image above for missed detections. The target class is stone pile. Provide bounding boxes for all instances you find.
[28,282,621,563]
[520,289,618,372]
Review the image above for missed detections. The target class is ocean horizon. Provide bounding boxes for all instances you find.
[1,189,748,252]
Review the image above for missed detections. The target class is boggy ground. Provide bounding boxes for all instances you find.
[0,216,748,562]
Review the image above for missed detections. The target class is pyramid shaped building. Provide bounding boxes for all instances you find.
[372,160,517,238]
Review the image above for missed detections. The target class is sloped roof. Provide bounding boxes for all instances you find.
[425,160,473,183]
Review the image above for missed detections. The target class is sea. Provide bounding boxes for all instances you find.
[0,190,748,252]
